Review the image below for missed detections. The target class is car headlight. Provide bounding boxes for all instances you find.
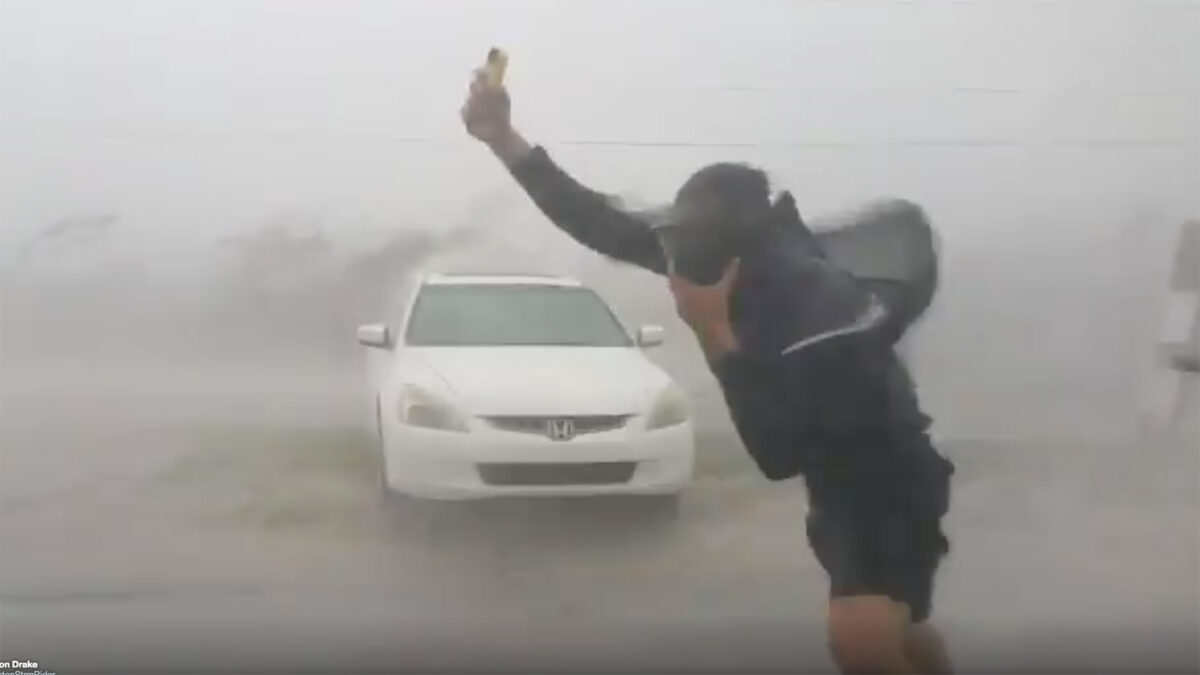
[646,384,690,430]
[398,384,470,433]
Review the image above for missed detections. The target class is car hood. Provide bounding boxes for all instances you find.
[409,347,671,416]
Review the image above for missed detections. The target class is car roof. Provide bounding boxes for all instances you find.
[422,272,584,288]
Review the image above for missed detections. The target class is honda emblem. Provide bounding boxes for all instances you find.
[546,418,576,441]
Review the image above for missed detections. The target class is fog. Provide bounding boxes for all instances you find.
[1,1,1198,672]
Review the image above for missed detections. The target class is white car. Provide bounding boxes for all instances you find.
[356,272,695,504]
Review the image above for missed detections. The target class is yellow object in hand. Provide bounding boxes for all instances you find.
[485,47,508,87]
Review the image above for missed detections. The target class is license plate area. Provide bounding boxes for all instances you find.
[476,462,637,486]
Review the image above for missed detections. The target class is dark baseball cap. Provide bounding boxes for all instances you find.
[645,162,772,232]
[642,162,772,283]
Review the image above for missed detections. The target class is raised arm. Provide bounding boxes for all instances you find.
[461,70,667,274]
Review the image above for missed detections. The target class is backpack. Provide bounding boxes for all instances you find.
[809,198,941,345]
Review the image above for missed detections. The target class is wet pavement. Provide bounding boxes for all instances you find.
[1,366,1197,673]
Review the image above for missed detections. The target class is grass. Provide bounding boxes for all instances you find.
[156,424,382,539]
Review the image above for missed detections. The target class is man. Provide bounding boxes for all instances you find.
[461,69,956,675]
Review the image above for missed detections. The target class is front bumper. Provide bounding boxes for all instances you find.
[381,421,695,501]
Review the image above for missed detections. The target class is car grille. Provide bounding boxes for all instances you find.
[477,462,638,486]
[484,414,632,437]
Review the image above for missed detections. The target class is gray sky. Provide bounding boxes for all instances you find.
[1,0,1197,267]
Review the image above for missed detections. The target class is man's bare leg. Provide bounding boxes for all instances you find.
[904,622,954,675]
[827,596,916,674]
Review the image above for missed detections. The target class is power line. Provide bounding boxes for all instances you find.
[13,66,1193,99]
[672,0,1194,4]
[6,128,1192,149]
[560,139,1193,149]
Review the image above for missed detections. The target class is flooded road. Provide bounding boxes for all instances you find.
[2,365,1197,673]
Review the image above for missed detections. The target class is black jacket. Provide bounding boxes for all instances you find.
[509,147,945,483]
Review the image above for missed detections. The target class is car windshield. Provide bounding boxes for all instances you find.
[405,283,633,347]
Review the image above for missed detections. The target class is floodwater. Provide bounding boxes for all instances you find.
[1,362,1197,673]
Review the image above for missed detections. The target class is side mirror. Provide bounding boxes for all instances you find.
[357,323,391,349]
[636,324,665,348]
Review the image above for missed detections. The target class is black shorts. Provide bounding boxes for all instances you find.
[804,453,952,623]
